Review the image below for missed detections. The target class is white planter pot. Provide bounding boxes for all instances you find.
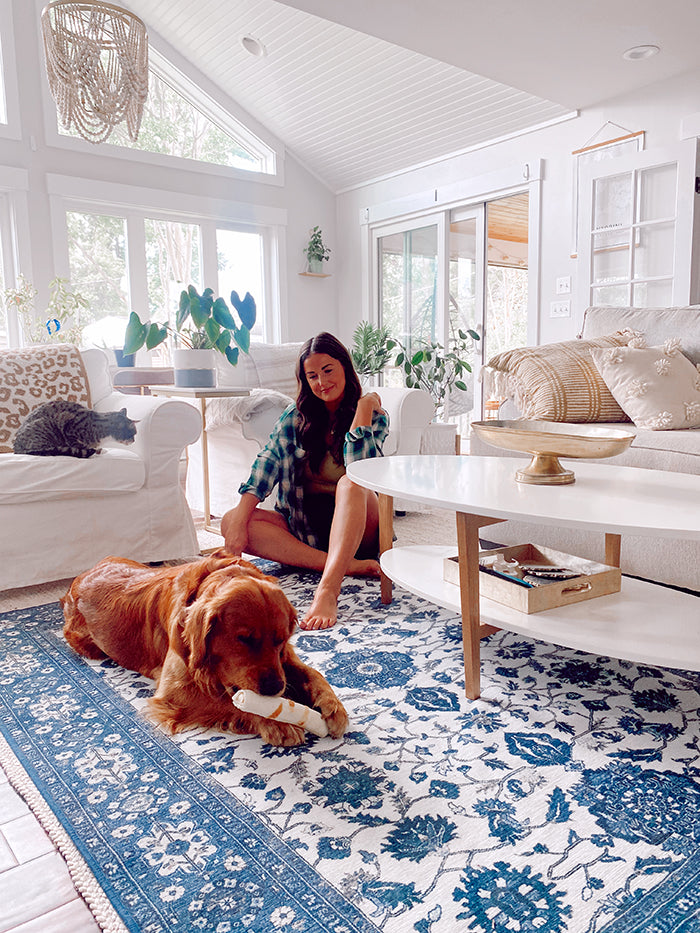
[173,348,217,388]
[308,257,324,274]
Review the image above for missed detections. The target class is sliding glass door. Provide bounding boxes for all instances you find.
[374,192,530,428]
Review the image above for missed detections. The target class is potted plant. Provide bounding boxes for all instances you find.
[351,321,396,381]
[123,284,256,387]
[304,225,331,273]
[394,327,480,420]
[3,275,89,346]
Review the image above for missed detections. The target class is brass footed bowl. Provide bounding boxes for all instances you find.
[471,420,636,485]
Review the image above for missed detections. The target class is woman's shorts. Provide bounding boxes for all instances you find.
[304,491,379,560]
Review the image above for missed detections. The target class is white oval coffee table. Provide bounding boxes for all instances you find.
[347,456,700,699]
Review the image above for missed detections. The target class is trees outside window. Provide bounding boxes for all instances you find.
[57,57,274,175]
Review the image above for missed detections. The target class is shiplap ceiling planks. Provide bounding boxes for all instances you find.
[129,0,572,191]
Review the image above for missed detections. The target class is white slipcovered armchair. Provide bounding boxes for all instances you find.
[0,346,202,590]
[185,342,437,518]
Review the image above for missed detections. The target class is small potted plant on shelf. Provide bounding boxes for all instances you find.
[304,225,331,273]
[123,284,256,387]
[351,320,396,382]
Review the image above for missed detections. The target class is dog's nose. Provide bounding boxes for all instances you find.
[258,671,285,696]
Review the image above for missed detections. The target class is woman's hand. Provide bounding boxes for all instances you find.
[350,392,384,430]
[221,493,259,555]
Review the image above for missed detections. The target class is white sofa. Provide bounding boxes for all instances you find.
[0,347,202,590]
[470,306,700,593]
[186,342,436,518]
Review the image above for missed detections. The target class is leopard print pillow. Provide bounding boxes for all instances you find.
[0,344,91,452]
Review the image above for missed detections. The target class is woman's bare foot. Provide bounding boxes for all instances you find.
[300,583,340,630]
[346,558,381,578]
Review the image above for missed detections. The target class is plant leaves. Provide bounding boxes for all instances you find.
[190,296,209,329]
[145,322,167,350]
[233,325,250,355]
[176,290,190,330]
[215,329,231,349]
[231,290,257,330]
[224,345,240,366]
[204,317,221,344]
[212,298,237,330]
[123,311,148,354]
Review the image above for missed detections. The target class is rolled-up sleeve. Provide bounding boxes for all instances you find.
[238,405,295,501]
[344,410,389,465]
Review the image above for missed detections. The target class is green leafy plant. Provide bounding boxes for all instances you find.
[304,225,331,264]
[351,321,397,377]
[394,328,480,417]
[123,284,256,366]
[3,275,89,345]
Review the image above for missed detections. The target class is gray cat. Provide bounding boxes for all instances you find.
[13,399,137,458]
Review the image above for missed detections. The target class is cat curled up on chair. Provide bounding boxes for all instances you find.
[62,552,348,746]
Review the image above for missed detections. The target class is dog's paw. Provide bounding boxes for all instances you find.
[320,697,349,738]
[259,720,306,747]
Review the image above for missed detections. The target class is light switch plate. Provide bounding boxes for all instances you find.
[550,300,571,318]
[556,276,571,295]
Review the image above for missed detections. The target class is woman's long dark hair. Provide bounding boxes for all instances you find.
[296,332,362,471]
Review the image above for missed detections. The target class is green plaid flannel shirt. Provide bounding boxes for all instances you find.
[238,404,389,548]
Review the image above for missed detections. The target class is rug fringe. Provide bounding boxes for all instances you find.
[0,733,128,933]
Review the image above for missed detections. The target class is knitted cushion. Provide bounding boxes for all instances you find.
[482,330,638,422]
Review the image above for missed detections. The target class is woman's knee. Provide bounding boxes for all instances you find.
[337,474,371,501]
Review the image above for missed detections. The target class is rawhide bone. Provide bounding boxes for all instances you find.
[231,689,329,737]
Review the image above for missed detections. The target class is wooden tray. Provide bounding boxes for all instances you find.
[443,543,621,614]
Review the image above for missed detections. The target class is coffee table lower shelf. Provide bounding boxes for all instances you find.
[381,545,700,674]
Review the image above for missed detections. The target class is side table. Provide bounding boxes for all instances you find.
[148,386,250,534]
[112,367,174,395]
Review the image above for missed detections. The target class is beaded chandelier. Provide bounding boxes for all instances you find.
[41,1,149,144]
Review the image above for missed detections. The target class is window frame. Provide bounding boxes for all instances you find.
[40,34,284,185]
[47,174,285,344]
[0,167,31,347]
[0,0,21,140]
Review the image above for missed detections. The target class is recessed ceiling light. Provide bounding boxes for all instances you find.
[622,44,660,61]
[241,35,267,58]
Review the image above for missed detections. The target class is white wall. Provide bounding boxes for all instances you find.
[0,0,338,344]
[335,67,700,348]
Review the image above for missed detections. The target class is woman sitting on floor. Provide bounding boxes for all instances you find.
[221,331,388,630]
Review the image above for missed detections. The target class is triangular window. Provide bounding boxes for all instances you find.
[58,48,276,175]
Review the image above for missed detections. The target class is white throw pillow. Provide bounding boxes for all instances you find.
[590,338,700,430]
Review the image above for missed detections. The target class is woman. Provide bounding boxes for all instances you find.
[221,332,388,630]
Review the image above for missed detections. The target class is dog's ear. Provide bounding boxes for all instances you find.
[180,598,220,693]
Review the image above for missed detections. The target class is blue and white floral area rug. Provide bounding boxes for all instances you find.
[1,564,700,933]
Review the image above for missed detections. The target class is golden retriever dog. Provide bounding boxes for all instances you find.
[61,552,348,746]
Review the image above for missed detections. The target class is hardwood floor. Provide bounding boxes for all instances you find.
[0,774,99,933]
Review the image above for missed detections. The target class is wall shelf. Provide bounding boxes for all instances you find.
[298,271,331,278]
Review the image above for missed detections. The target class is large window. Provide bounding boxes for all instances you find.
[64,205,274,353]
[57,50,276,176]
[68,211,129,349]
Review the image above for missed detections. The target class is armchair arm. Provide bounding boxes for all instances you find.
[95,391,202,487]
[378,386,435,456]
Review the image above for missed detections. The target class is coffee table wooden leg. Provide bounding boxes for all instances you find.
[605,532,622,567]
[378,493,394,604]
[456,512,482,700]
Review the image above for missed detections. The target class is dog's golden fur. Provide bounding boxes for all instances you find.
[61,552,348,746]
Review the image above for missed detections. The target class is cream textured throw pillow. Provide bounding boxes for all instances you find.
[483,330,637,422]
[590,338,700,430]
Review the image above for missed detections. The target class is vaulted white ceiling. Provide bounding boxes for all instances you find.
[127,0,700,192]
